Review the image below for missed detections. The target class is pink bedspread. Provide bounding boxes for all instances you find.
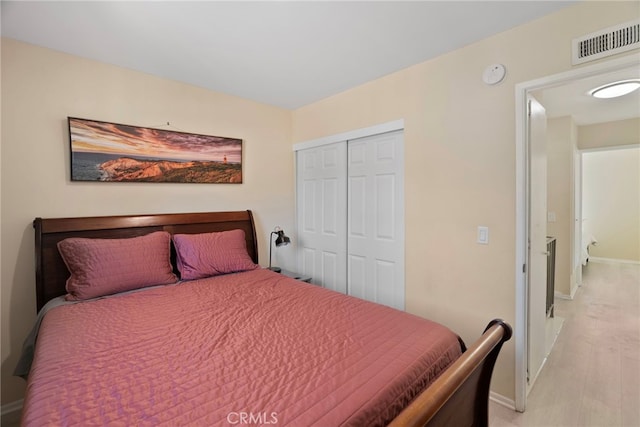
[22,269,462,426]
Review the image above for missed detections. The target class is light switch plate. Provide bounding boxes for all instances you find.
[477,226,489,244]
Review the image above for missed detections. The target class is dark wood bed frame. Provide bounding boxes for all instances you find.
[33,210,512,427]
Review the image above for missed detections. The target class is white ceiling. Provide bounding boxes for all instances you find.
[540,67,640,125]
[2,1,577,110]
[3,1,638,125]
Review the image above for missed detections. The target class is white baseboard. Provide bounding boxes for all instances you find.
[554,280,579,301]
[490,391,516,410]
[555,291,572,300]
[1,399,23,416]
[589,257,640,265]
[555,283,578,300]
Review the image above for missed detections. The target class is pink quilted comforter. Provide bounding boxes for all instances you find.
[22,269,462,426]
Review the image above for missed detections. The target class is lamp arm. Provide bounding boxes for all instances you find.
[269,231,277,269]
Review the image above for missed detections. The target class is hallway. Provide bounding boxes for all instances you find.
[490,261,640,426]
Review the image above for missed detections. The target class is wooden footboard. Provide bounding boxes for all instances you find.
[389,319,512,427]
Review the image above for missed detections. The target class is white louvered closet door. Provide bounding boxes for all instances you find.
[296,142,348,294]
[347,131,404,310]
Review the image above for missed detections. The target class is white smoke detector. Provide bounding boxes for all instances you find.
[482,64,506,85]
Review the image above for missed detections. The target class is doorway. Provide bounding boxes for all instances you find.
[581,146,640,264]
[514,55,640,411]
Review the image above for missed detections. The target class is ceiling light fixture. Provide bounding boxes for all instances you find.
[589,79,640,99]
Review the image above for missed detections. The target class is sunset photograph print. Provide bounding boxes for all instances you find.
[68,117,243,183]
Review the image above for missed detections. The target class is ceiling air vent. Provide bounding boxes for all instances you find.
[572,20,640,65]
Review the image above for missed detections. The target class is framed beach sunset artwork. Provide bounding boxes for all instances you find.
[68,117,243,183]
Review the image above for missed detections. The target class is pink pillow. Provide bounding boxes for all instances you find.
[58,231,178,300]
[173,229,258,280]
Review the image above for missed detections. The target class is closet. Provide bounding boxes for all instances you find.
[295,128,404,310]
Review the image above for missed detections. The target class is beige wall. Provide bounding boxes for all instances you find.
[579,118,640,150]
[1,39,294,404]
[547,117,578,297]
[544,116,640,298]
[292,2,639,399]
[582,147,640,262]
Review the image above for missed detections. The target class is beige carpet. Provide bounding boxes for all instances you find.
[490,261,640,427]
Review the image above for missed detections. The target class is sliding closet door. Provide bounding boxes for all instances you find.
[296,142,347,293]
[347,131,404,310]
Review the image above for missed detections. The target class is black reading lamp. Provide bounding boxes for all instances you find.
[268,227,291,273]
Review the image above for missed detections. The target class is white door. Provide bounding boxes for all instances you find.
[347,131,405,310]
[527,95,548,391]
[572,150,582,291]
[296,142,347,293]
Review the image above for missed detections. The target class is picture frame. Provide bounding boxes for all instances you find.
[68,117,243,183]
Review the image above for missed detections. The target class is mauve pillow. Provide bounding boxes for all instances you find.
[58,231,178,301]
[173,229,258,280]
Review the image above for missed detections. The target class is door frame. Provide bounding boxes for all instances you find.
[293,119,404,152]
[514,54,639,411]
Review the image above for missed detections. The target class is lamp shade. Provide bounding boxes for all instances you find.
[274,230,291,247]
[269,227,291,272]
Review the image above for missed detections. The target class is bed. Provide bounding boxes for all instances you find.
[20,210,511,426]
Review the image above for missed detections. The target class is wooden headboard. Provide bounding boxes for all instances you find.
[33,210,258,312]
